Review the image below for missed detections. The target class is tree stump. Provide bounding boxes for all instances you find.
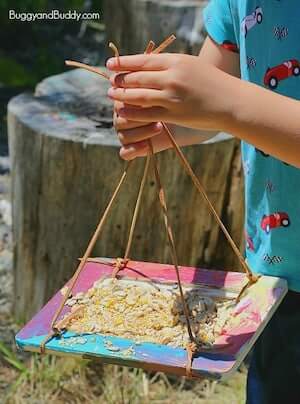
[8,68,244,321]
[103,0,208,55]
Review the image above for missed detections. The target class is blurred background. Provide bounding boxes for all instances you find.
[0,0,106,150]
[0,1,246,403]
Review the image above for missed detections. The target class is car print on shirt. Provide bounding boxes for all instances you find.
[261,212,290,234]
[245,231,255,251]
[273,26,288,41]
[247,56,257,70]
[263,254,284,265]
[221,40,239,53]
[265,179,276,194]
[241,7,263,37]
[264,60,300,89]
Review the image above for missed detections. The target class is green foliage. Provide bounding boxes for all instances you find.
[62,0,86,9]
[0,341,27,373]
[0,0,48,12]
[0,50,63,87]
[2,353,246,404]
[0,57,36,87]
[0,0,103,88]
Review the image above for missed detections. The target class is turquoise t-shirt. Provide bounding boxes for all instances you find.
[203,1,300,291]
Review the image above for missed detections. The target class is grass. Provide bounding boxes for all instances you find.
[0,343,247,404]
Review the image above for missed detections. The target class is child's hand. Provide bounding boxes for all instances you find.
[107,53,234,132]
[113,100,173,160]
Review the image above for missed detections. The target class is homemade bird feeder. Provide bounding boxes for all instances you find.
[16,36,287,380]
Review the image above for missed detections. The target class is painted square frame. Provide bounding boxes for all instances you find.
[16,259,287,379]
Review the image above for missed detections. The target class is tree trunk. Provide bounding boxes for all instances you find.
[8,67,244,321]
[103,0,208,55]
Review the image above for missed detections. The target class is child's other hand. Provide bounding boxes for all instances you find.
[107,53,234,132]
[113,101,172,160]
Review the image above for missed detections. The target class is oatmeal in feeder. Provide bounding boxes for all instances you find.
[63,278,232,348]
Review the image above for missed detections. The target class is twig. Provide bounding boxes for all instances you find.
[109,42,120,66]
[65,60,110,80]
[152,34,176,54]
[65,35,176,81]
[49,161,132,330]
[55,305,85,331]
[145,40,155,54]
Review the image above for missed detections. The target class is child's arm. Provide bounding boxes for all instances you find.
[113,36,240,160]
[107,51,300,168]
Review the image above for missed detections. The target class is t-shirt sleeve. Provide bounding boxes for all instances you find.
[203,0,239,52]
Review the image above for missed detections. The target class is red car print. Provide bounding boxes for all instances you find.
[261,212,290,234]
[222,40,239,53]
[245,231,255,251]
[264,59,300,89]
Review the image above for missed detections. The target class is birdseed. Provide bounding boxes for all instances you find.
[63,278,233,349]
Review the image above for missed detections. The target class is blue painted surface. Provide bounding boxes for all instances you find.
[16,331,235,378]
[15,260,288,379]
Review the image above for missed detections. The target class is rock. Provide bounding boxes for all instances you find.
[0,250,13,315]
[0,157,10,175]
[0,200,12,227]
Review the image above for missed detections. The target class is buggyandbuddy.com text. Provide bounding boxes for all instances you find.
[9,9,101,22]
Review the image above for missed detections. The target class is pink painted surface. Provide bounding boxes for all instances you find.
[18,260,246,340]
[16,259,287,378]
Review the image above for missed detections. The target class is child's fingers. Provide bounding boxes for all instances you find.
[106,54,171,72]
[117,106,168,122]
[117,122,163,145]
[113,112,151,131]
[113,101,151,130]
[114,101,147,130]
[108,88,167,108]
[119,129,174,160]
[111,71,166,90]
[119,141,149,160]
